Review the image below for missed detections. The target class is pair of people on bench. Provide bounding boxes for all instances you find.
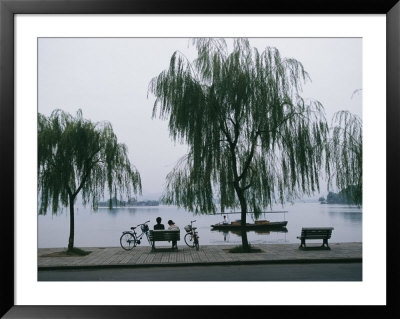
[154,217,179,248]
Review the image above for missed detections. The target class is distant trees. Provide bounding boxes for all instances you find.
[38,109,141,251]
[98,197,159,207]
[325,186,359,204]
[149,38,330,250]
[327,191,343,204]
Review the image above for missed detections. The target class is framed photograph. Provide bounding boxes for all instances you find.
[1,0,398,317]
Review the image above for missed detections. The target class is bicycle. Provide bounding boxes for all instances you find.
[184,220,200,250]
[120,220,150,251]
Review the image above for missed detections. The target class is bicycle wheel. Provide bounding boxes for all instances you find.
[120,233,136,250]
[184,233,195,248]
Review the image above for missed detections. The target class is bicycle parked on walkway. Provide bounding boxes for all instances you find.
[184,220,199,250]
[120,220,150,251]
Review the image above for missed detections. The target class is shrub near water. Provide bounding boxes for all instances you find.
[41,247,91,257]
[66,247,91,256]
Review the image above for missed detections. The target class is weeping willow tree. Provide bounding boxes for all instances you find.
[329,110,362,206]
[149,38,329,249]
[38,109,142,251]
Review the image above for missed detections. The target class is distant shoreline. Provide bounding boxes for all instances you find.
[97,198,160,208]
[98,205,159,208]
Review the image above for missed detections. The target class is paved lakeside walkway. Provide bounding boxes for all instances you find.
[38,242,362,270]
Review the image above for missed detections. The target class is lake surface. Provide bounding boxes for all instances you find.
[38,202,362,248]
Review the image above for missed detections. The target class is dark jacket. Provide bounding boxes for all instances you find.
[154,223,165,230]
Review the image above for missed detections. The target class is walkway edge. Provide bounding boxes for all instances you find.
[38,257,362,271]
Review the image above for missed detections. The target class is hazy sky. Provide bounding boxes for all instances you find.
[38,37,362,199]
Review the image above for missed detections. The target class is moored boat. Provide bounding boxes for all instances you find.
[211,220,288,230]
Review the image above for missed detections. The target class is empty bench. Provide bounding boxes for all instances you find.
[297,227,334,249]
[149,230,180,251]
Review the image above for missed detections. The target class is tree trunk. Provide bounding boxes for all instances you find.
[236,187,249,250]
[68,194,75,251]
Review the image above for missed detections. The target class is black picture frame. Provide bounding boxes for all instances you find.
[1,0,398,317]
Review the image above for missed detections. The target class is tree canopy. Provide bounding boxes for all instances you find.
[150,38,329,213]
[38,109,141,249]
[149,38,330,248]
[329,110,362,206]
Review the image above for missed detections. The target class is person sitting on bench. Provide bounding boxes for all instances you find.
[154,217,165,230]
[167,220,179,248]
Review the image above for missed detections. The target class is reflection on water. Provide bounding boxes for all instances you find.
[212,227,288,242]
[104,207,160,217]
[38,202,362,248]
[327,211,362,223]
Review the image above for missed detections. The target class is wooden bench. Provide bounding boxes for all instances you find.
[297,227,334,249]
[149,230,180,251]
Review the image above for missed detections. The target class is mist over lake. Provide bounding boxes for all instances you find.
[38,202,361,248]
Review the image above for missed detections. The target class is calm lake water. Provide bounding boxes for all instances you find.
[38,202,362,248]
